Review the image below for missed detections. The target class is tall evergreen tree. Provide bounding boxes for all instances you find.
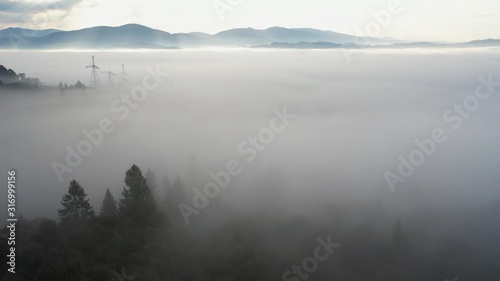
[161,174,172,202]
[100,188,117,217]
[58,180,94,225]
[75,80,84,89]
[169,175,186,205]
[145,169,161,202]
[118,165,155,221]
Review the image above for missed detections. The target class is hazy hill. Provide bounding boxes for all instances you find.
[212,26,390,46]
[459,38,500,47]
[0,27,61,39]
[22,24,181,49]
[0,24,392,49]
[0,65,18,83]
[377,38,500,49]
[0,24,498,50]
[0,65,41,88]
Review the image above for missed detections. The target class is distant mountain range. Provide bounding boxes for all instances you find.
[0,24,498,50]
[0,24,386,49]
[0,27,61,39]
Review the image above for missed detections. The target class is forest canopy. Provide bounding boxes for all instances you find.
[1,164,499,281]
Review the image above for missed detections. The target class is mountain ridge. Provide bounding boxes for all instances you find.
[0,24,392,49]
[0,24,498,50]
[0,27,61,39]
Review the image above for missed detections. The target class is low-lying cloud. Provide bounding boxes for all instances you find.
[1,48,500,221]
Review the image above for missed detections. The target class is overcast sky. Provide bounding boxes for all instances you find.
[0,0,499,42]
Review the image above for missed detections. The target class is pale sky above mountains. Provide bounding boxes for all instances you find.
[0,0,499,42]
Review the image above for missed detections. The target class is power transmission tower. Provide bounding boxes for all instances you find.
[103,71,117,87]
[118,63,129,84]
[86,56,101,88]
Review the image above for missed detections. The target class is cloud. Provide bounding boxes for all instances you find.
[0,0,87,28]
[0,0,82,13]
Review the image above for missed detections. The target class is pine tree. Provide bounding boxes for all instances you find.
[159,174,172,203]
[58,180,94,225]
[100,188,117,217]
[118,165,155,221]
[169,175,186,205]
[145,169,160,201]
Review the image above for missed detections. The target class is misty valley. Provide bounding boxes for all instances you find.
[1,49,500,281]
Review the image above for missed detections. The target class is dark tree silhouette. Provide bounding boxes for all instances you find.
[75,80,85,89]
[118,164,155,222]
[145,169,159,201]
[100,188,117,217]
[58,180,94,225]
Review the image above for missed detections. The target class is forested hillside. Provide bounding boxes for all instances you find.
[1,164,499,281]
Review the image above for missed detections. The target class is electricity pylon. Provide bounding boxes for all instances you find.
[117,63,129,84]
[86,56,101,88]
[103,71,117,87]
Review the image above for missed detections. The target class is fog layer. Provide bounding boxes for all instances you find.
[1,48,500,220]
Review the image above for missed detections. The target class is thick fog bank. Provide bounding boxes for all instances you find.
[1,48,500,221]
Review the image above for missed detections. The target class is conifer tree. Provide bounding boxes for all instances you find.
[145,169,161,202]
[161,174,173,202]
[100,188,117,217]
[58,180,94,225]
[118,165,155,221]
[169,175,186,205]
